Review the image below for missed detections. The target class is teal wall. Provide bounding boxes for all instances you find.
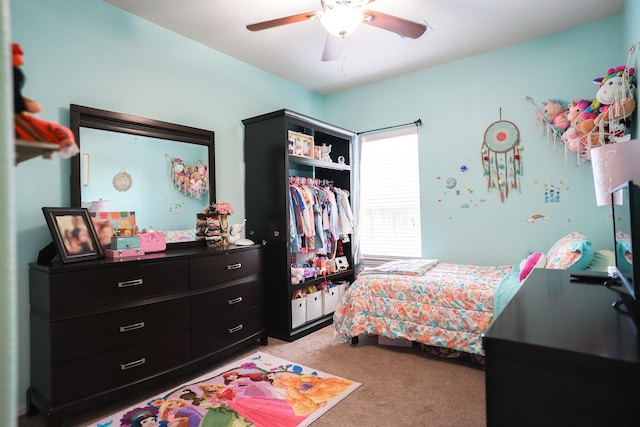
[9,0,324,417]
[624,0,640,139]
[1,0,17,425]
[324,14,629,265]
[4,0,637,419]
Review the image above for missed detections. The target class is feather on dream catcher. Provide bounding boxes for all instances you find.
[481,110,522,202]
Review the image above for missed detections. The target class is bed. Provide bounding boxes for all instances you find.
[333,232,610,365]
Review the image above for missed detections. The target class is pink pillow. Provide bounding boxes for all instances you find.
[519,252,547,281]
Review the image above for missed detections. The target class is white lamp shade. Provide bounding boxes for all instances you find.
[320,6,362,37]
[591,139,640,206]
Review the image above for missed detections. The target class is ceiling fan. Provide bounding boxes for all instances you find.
[246,0,429,62]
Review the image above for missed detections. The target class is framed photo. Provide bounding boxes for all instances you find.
[42,207,104,263]
[299,133,314,158]
[287,131,314,158]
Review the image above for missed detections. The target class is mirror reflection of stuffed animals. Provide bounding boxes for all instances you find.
[13,43,79,159]
[170,157,209,199]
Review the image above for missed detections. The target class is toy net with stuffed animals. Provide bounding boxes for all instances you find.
[526,44,638,164]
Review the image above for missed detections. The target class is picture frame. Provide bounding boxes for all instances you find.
[287,130,315,158]
[299,133,314,158]
[42,207,104,263]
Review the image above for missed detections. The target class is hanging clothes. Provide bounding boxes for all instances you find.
[288,177,354,257]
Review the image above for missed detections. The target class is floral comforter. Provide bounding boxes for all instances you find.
[333,262,513,355]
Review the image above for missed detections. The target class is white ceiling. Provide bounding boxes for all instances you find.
[103,0,624,95]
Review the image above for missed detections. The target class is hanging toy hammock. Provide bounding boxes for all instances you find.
[481,109,522,202]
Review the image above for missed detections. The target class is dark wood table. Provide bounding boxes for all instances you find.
[483,268,640,427]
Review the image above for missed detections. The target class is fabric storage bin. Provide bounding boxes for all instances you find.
[336,281,350,302]
[322,287,340,315]
[291,297,306,329]
[305,291,323,321]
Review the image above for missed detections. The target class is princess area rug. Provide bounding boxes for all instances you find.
[88,351,360,427]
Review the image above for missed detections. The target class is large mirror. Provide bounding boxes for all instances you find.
[70,104,215,246]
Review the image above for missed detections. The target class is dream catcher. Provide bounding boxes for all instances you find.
[481,110,522,202]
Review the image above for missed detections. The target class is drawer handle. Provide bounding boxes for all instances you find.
[226,263,242,270]
[228,324,243,334]
[120,357,146,371]
[227,296,243,305]
[119,322,145,332]
[118,279,143,288]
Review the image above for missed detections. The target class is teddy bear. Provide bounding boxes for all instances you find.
[291,265,305,285]
[13,43,79,159]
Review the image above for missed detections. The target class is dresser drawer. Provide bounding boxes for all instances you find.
[191,306,264,358]
[190,280,263,327]
[48,297,190,363]
[48,330,190,405]
[190,248,261,290]
[32,259,189,319]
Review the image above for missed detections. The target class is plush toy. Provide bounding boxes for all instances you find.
[579,66,637,145]
[541,100,563,121]
[562,99,593,153]
[13,43,78,159]
[588,65,636,114]
[541,100,569,131]
[291,265,305,285]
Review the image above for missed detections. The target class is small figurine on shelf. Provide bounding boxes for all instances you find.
[320,143,332,162]
[13,43,79,159]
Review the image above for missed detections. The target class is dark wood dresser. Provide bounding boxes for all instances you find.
[27,244,266,427]
[483,268,640,427]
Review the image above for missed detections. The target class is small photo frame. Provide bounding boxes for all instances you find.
[287,131,314,158]
[299,133,314,158]
[42,207,104,263]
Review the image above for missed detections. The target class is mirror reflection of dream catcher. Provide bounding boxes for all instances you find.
[481,112,522,202]
[112,167,133,192]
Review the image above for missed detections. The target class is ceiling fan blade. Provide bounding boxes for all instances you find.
[362,10,427,39]
[322,34,341,62]
[247,11,321,31]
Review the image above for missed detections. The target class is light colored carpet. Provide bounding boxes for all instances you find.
[18,326,486,426]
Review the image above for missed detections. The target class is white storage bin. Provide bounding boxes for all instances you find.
[305,291,323,321]
[337,281,350,302]
[291,297,306,329]
[322,287,340,315]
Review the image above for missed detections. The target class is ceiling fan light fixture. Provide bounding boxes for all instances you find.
[321,5,362,37]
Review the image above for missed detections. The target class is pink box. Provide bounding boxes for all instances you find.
[139,231,166,253]
[104,248,145,259]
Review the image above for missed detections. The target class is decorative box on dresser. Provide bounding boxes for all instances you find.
[483,268,640,427]
[242,109,356,341]
[28,244,266,427]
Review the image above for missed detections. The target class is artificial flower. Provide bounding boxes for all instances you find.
[204,201,233,215]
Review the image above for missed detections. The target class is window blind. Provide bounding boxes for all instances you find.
[359,126,421,259]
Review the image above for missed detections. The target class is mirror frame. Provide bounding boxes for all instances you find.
[69,104,216,247]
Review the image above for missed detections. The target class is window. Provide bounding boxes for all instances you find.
[358,126,421,261]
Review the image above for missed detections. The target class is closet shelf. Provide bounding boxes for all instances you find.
[289,155,351,171]
[15,139,58,165]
